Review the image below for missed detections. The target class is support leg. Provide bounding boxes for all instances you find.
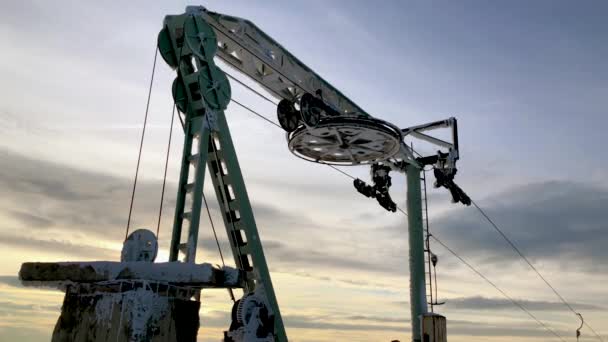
[406,165,428,342]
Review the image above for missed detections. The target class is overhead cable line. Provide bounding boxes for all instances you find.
[397,207,408,217]
[430,235,567,342]
[125,47,158,240]
[231,98,282,129]
[225,71,279,106]
[470,200,605,341]
[325,164,356,180]
[202,191,236,302]
[156,103,176,238]
[224,75,583,341]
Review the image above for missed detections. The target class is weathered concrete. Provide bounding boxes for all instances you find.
[19,261,243,288]
[19,261,241,341]
[52,283,200,342]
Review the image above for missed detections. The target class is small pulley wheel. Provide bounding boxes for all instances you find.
[300,93,321,127]
[277,99,300,132]
[157,26,178,68]
[198,64,231,110]
[172,76,188,114]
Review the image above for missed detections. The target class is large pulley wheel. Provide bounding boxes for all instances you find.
[277,99,300,132]
[121,229,158,262]
[198,64,231,110]
[183,16,218,62]
[299,93,321,127]
[288,117,402,165]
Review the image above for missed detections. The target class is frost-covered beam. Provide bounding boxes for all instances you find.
[19,261,243,289]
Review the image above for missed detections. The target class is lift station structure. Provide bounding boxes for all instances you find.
[18,6,470,342]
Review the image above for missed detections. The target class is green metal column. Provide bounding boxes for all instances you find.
[406,165,428,342]
[159,12,288,341]
[169,116,211,262]
[206,111,287,342]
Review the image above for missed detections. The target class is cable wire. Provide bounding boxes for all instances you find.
[202,192,226,267]
[471,199,605,341]
[225,71,279,106]
[230,98,282,129]
[326,164,356,180]
[226,88,575,341]
[430,234,567,342]
[202,191,235,302]
[156,103,176,238]
[585,323,605,342]
[125,47,158,240]
[203,108,244,298]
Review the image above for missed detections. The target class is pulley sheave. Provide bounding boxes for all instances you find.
[299,93,322,127]
[288,117,402,165]
[184,15,218,61]
[158,27,178,68]
[276,99,300,132]
[198,64,231,110]
[172,76,189,113]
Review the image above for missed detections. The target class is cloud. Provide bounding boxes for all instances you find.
[6,210,54,228]
[0,327,50,342]
[447,318,571,338]
[0,231,117,260]
[402,180,608,272]
[200,310,408,333]
[283,315,405,332]
[199,310,573,339]
[6,147,608,290]
[0,276,20,288]
[0,149,602,342]
[445,296,603,312]
[0,149,407,277]
[0,301,59,315]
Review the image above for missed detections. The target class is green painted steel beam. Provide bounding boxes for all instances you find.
[159,11,287,341]
[206,110,287,341]
[406,165,429,342]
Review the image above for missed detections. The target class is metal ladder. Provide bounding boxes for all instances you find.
[161,13,287,340]
[422,170,439,312]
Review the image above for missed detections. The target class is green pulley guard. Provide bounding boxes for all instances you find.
[184,16,218,62]
[158,26,178,69]
[199,64,231,110]
[172,76,188,114]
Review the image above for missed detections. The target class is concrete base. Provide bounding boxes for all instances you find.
[52,283,200,342]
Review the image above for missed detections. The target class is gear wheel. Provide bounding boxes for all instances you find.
[236,294,265,325]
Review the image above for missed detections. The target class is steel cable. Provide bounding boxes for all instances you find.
[226,80,575,341]
[125,47,158,240]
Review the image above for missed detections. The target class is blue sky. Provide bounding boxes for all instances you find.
[0,1,606,341]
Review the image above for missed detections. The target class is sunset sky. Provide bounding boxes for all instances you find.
[1,1,607,341]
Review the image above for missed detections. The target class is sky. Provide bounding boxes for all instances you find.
[0,0,607,341]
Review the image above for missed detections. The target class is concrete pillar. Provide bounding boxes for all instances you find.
[52,283,200,342]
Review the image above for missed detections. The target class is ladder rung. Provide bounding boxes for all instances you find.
[183,211,192,220]
[189,154,200,165]
[185,183,195,193]
[178,243,188,253]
